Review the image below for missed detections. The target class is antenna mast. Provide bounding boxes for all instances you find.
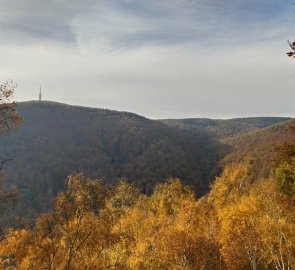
[39,85,42,102]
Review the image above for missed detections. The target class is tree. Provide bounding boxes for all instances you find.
[0,174,117,269]
[0,81,21,232]
[0,80,21,137]
[287,40,295,58]
[274,125,295,199]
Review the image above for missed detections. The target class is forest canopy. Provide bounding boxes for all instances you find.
[1,155,295,270]
[0,123,294,270]
[0,83,294,270]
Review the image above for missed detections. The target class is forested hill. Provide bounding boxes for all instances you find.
[0,101,291,222]
[160,117,290,138]
[220,118,295,180]
[0,101,223,220]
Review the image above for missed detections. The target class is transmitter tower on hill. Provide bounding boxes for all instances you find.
[39,85,42,102]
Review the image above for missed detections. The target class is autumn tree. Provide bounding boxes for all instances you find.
[0,174,116,269]
[0,81,21,233]
[0,80,21,137]
[1,163,295,269]
[0,80,21,174]
[287,40,295,58]
[274,125,295,199]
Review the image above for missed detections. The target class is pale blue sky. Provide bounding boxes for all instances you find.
[1,0,295,118]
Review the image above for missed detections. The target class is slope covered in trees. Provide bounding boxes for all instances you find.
[0,101,292,224]
[2,123,295,269]
[220,119,295,181]
[0,101,223,221]
[160,117,290,139]
[0,100,293,269]
[2,158,295,269]
[161,117,294,184]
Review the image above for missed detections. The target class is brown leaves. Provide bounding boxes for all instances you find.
[287,40,295,58]
[0,81,21,132]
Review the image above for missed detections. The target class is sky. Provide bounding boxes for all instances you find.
[1,0,295,119]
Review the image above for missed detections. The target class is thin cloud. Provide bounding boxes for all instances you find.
[0,0,294,118]
[1,0,292,47]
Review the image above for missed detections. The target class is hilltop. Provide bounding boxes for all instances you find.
[1,101,222,220]
[0,101,292,223]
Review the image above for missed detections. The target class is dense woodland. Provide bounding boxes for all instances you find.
[0,136,294,269]
[0,83,294,269]
[0,101,224,222]
[160,117,290,139]
[221,120,295,180]
[0,102,290,224]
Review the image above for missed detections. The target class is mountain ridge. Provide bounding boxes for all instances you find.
[0,101,292,223]
[160,116,291,138]
[1,101,220,221]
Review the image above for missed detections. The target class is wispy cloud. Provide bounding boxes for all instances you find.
[1,0,292,47]
[0,0,294,118]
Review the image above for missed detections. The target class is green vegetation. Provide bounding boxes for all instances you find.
[274,125,295,198]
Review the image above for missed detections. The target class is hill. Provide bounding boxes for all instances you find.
[0,101,223,221]
[160,117,290,139]
[161,116,294,184]
[1,101,292,223]
[220,118,295,180]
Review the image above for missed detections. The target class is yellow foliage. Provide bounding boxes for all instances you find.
[1,168,295,269]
